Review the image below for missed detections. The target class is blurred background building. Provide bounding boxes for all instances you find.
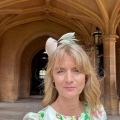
[0,0,120,115]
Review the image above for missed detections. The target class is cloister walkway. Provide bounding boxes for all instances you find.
[0,96,119,120]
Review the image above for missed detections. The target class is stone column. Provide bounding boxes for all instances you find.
[116,48,120,115]
[116,48,120,98]
[102,35,119,114]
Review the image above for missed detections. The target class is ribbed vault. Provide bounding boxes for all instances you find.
[0,0,120,45]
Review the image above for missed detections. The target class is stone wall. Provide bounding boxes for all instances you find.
[0,21,75,102]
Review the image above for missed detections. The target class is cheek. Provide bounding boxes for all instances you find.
[53,74,64,92]
[53,74,62,86]
[77,76,86,88]
[78,81,85,88]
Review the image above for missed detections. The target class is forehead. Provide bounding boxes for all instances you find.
[54,54,76,67]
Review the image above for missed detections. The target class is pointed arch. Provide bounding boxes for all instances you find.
[110,0,120,33]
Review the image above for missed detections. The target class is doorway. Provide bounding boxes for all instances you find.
[30,49,48,95]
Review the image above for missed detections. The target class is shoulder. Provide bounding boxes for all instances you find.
[92,104,107,120]
[23,107,47,120]
[23,112,40,120]
[83,103,107,120]
[23,106,53,120]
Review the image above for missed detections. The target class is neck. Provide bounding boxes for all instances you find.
[53,96,84,117]
[58,96,80,108]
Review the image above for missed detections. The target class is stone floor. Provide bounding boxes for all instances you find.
[0,96,120,120]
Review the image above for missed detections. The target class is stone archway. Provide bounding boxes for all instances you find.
[0,20,79,102]
[14,31,59,100]
[19,36,48,98]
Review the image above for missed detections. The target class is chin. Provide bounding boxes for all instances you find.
[62,93,79,99]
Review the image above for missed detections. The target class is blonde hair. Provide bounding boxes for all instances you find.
[42,43,101,112]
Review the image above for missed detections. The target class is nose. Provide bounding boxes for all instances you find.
[65,71,73,83]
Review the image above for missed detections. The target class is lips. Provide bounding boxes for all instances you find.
[64,87,75,91]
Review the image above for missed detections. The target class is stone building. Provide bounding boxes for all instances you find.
[0,0,120,115]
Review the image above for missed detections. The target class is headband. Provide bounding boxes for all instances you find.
[45,32,78,56]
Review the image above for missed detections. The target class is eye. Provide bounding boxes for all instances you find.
[57,70,64,73]
[74,69,80,72]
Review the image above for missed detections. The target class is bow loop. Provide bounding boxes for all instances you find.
[58,32,75,41]
[45,37,57,57]
[45,32,78,57]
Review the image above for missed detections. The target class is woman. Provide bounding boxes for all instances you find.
[23,32,107,120]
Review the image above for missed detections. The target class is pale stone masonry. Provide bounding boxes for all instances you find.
[0,0,120,115]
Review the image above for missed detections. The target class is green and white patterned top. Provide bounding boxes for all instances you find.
[23,103,107,120]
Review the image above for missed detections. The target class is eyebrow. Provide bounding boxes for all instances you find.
[53,67,77,70]
[53,67,64,70]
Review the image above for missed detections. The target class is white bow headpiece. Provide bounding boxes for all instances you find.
[45,32,78,56]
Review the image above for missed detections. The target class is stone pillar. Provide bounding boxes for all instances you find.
[102,35,119,114]
[116,48,120,99]
[0,57,19,102]
[116,48,120,115]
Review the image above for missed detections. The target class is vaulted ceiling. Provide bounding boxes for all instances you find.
[0,0,120,45]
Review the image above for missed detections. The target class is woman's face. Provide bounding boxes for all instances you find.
[52,54,86,100]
